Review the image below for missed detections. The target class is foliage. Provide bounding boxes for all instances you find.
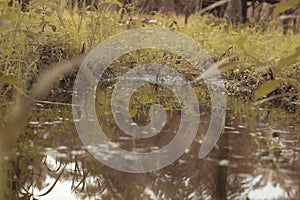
[0,1,299,126]
[273,0,300,16]
[0,1,300,198]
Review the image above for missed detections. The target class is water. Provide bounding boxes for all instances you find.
[7,98,300,200]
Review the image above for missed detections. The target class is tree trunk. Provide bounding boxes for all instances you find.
[241,0,248,23]
[225,0,243,25]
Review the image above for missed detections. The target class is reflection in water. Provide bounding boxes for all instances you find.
[238,169,298,199]
[29,156,105,199]
[11,98,300,199]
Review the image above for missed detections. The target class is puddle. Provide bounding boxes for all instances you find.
[5,97,300,200]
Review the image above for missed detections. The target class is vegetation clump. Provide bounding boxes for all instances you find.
[0,1,299,113]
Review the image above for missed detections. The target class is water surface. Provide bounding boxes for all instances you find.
[10,98,300,200]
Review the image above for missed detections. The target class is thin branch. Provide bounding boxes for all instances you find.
[13,85,77,107]
[254,93,298,106]
[200,0,230,15]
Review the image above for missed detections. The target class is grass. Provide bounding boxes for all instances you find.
[1,1,299,107]
[0,0,299,144]
[0,0,299,139]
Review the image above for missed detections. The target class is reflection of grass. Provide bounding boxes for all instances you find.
[5,105,105,199]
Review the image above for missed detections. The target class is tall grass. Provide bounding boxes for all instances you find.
[0,1,122,198]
